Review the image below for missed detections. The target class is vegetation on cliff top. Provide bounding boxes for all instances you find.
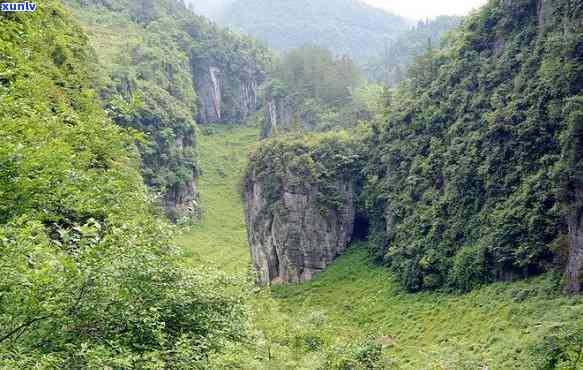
[245,132,364,211]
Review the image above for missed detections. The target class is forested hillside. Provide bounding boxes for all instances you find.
[0,2,255,367]
[366,16,463,85]
[362,0,583,292]
[246,0,583,294]
[64,0,272,220]
[218,0,410,62]
[261,45,381,136]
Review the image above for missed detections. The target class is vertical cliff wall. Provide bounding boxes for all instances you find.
[563,96,583,294]
[161,135,200,220]
[360,0,583,292]
[566,213,583,294]
[244,134,362,285]
[193,65,263,124]
[261,96,295,138]
[195,66,223,123]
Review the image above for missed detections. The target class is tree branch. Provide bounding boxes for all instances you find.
[0,316,49,344]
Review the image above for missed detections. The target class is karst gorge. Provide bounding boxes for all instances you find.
[1,0,582,368]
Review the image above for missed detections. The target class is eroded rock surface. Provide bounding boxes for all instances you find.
[261,96,295,138]
[194,65,261,124]
[244,135,360,285]
[246,178,355,285]
[566,209,583,294]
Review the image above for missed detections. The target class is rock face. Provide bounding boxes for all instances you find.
[537,0,553,30]
[245,175,355,285]
[244,135,360,285]
[239,79,259,119]
[565,214,583,294]
[261,96,295,138]
[195,66,223,123]
[193,65,261,124]
[164,177,199,220]
[166,135,199,220]
[261,98,294,138]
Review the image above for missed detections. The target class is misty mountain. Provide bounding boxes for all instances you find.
[215,0,411,62]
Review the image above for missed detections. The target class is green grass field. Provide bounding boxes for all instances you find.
[177,124,257,273]
[178,124,583,369]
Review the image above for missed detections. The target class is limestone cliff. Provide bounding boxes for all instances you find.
[261,96,295,138]
[563,97,583,295]
[193,65,262,124]
[244,134,361,285]
[566,213,583,294]
[195,67,223,123]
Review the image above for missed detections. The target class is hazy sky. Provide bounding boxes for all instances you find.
[362,0,489,20]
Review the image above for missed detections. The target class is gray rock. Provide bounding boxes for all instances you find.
[245,168,356,285]
[261,96,295,138]
[565,213,583,294]
[195,66,223,124]
[194,65,261,124]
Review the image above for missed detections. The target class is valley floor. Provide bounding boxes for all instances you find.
[178,124,583,369]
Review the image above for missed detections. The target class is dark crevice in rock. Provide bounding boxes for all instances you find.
[352,214,370,241]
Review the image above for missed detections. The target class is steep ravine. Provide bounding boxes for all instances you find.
[177,125,257,272]
[178,125,583,368]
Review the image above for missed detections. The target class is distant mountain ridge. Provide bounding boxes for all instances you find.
[185,0,236,19]
[213,0,411,62]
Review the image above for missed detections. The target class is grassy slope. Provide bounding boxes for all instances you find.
[272,247,583,368]
[177,125,257,273]
[178,125,583,369]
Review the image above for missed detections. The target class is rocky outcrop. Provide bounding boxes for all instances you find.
[164,177,199,220]
[239,79,259,118]
[244,135,361,285]
[245,175,355,285]
[537,0,553,31]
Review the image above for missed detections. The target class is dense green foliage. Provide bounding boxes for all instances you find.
[560,96,583,225]
[366,16,463,86]
[64,0,272,220]
[218,0,410,63]
[0,3,254,367]
[65,0,199,220]
[363,0,583,292]
[3,0,582,367]
[246,132,363,211]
